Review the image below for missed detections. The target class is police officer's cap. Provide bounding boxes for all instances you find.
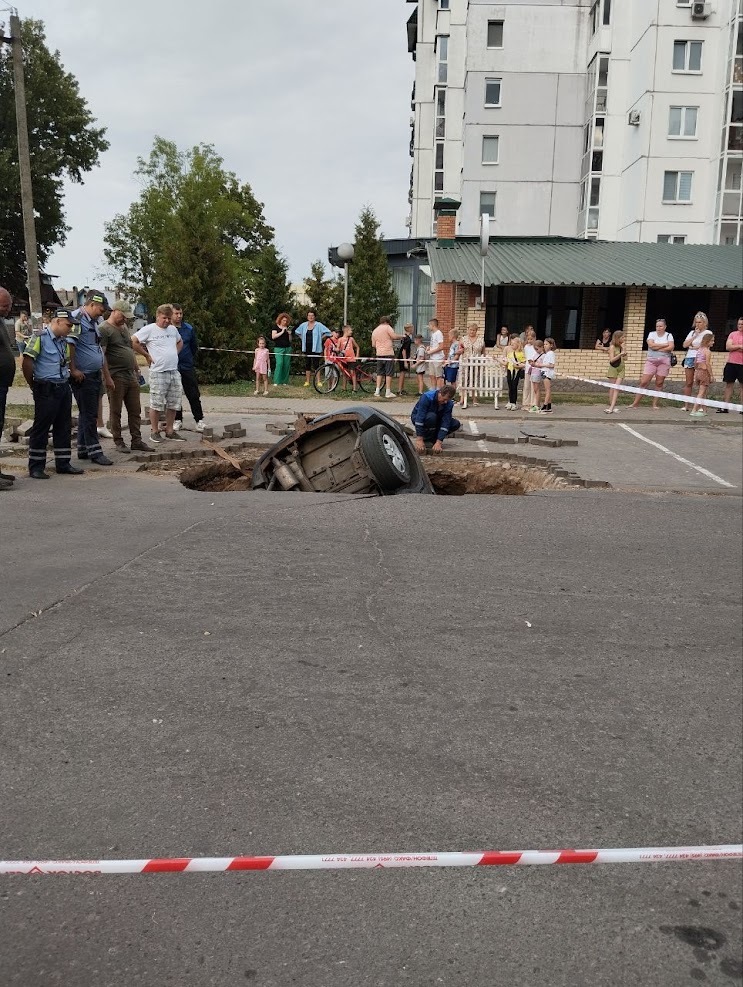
[53,308,81,324]
[85,289,110,307]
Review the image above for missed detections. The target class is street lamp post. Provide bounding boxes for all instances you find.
[336,242,355,326]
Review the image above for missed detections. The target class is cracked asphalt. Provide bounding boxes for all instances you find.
[0,471,741,986]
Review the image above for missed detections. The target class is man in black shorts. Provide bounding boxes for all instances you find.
[718,316,743,413]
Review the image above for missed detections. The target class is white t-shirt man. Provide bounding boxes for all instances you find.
[428,328,444,365]
[132,323,183,372]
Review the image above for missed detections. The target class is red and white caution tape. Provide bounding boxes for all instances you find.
[560,374,743,412]
[1,845,740,875]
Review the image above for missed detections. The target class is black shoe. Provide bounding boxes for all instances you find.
[130,441,155,452]
[56,464,85,475]
[0,477,14,490]
[0,471,16,482]
[77,451,89,460]
[29,468,51,480]
[716,409,729,414]
[90,454,113,466]
[114,442,131,454]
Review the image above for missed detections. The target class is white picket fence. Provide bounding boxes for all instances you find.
[457,356,505,409]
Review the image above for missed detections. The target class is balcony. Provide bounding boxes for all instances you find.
[729,125,743,152]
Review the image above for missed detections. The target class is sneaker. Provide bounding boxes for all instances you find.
[689,410,706,418]
[385,391,396,399]
[374,389,381,397]
[150,431,163,443]
[528,405,539,414]
[540,407,553,415]
[173,420,182,432]
[716,409,729,414]
[165,431,187,441]
[195,420,206,432]
[303,381,310,388]
[97,426,113,439]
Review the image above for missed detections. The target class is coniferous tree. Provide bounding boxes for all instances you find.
[346,206,398,354]
[302,260,344,330]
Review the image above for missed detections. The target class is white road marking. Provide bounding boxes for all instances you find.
[619,424,736,489]
[468,419,490,454]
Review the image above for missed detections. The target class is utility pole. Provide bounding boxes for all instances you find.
[5,12,43,321]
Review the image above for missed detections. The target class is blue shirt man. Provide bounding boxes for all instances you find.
[21,309,85,479]
[71,290,107,374]
[23,323,75,381]
[411,385,461,453]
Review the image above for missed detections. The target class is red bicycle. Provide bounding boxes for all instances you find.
[312,355,380,394]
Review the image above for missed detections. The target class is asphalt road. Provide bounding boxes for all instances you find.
[1,474,741,986]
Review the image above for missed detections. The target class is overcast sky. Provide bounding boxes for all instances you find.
[17,0,414,291]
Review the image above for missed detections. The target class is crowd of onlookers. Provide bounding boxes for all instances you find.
[2,288,742,492]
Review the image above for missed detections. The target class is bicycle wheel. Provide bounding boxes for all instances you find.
[357,363,380,394]
[313,363,340,394]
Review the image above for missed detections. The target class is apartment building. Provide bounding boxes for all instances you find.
[406,0,743,245]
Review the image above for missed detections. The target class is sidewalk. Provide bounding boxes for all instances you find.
[5,385,742,427]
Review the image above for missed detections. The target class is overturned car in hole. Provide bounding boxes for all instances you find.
[251,407,435,496]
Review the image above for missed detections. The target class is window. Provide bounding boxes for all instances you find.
[603,0,611,25]
[482,136,499,164]
[439,0,450,7]
[479,191,496,218]
[590,0,600,35]
[485,78,502,107]
[434,141,444,193]
[435,88,446,139]
[676,1,691,6]
[673,40,703,73]
[668,106,698,138]
[487,20,503,48]
[657,235,687,244]
[437,36,449,84]
[663,170,693,202]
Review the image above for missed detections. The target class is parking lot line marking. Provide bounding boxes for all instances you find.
[467,420,489,453]
[619,424,736,489]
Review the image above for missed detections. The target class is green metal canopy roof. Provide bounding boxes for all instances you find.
[427,238,743,290]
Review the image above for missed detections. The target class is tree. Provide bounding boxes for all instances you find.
[347,206,398,353]
[103,138,274,382]
[0,18,108,296]
[302,260,344,330]
[251,244,296,343]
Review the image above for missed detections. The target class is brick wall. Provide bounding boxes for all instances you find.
[437,214,456,239]
[435,283,456,332]
[579,287,602,348]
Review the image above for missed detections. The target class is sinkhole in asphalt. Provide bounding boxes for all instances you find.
[177,456,570,496]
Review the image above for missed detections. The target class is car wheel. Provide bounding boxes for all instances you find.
[360,425,412,490]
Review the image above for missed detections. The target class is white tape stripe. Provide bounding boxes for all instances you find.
[467,419,489,453]
[619,424,737,489]
[1,845,740,874]
[560,374,743,412]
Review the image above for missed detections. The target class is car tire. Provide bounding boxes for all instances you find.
[360,424,412,490]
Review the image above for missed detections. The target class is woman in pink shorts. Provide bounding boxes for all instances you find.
[630,319,675,410]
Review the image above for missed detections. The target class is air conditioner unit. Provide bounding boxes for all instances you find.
[628,109,641,126]
[691,1,711,18]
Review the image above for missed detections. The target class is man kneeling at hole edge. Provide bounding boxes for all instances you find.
[411,384,461,454]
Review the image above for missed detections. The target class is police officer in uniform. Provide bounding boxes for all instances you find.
[70,288,114,465]
[22,309,85,479]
